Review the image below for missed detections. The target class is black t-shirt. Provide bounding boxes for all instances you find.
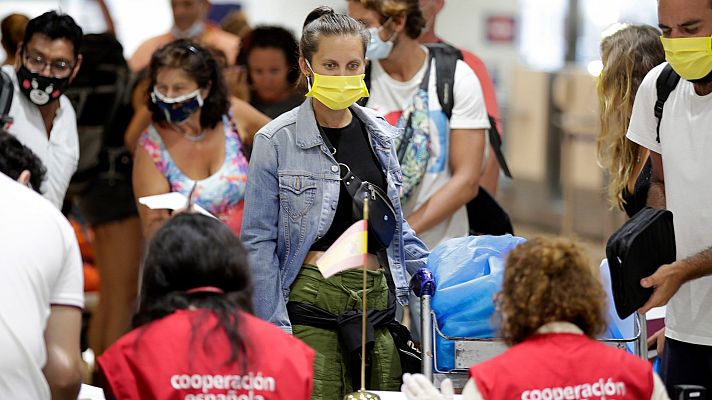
[250,91,305,119]
[622,158,652,218]
[311,115,387,254]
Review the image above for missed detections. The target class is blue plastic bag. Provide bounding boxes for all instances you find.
[428,235,526,371]
[598,258,636,353]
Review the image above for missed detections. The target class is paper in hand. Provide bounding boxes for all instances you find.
[78,384,106,400]
[138,192,216,219]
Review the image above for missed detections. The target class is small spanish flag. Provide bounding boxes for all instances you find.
[316,219,368,278]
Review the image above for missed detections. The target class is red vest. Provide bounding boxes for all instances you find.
[470,333,653,400]
[98,310,314,400]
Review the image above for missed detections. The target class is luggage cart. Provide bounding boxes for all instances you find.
[411,268,648,389]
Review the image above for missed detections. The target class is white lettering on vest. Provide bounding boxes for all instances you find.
[170,373,276,400]
[516,379,629,400]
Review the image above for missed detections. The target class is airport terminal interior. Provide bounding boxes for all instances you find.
[1,0,706,398]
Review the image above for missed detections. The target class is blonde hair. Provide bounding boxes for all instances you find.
[597,24,664,210]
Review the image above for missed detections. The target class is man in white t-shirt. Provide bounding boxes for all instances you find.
[3,10,83,210]
[0,171,84,399]
[348,0,489,250]
[348,0,489,341]
[626,0,712,391]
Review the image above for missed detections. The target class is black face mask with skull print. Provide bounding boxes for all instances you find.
[16,64,71,106]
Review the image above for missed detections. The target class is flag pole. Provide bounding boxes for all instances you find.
[344,197,380,400]
[360,197,369,392]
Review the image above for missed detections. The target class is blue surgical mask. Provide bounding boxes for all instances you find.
[171,21,205,39]
[151,87,204,124]
[366,26,396,60]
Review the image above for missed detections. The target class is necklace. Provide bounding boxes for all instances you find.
[173,123,207,142]
[183,130,207,142]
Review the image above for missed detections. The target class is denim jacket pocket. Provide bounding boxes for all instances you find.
[279,172,318,219]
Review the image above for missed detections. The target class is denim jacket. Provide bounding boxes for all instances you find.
[241,98,430,333]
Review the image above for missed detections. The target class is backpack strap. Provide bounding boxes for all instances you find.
[487,115,513,178]
[427,42,513,179]
[426,42,462,120]
[654,64,680,143]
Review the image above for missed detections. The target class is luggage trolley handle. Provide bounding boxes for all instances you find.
[636,311,647,359]
[599,311,647,359]
[411,268,436,381]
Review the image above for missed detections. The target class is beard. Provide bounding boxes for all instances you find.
[690,69,712,85]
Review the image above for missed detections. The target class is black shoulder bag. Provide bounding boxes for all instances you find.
[316,117,397,248]
[606,207,675,319]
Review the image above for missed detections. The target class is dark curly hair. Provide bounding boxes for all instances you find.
[348,0,426,39]
[133,213,254,365]
[146,40,229,129]
[0,129,47,192]
[237,25,300,86]
[497,237,607,346]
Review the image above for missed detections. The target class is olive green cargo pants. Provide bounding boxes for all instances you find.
[290,264,402,400]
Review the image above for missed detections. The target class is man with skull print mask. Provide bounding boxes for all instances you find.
[2,11,83,209]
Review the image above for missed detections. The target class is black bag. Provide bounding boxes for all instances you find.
[341,164,396,247]
[64,33,132,195]
[386,321,422,374]
[606,207,676,319]
[0,69,13,128]
[467,188,514,236]
[287,300,422,376]
[316,120,397,248]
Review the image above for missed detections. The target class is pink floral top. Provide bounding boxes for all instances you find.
[138,115,249,235]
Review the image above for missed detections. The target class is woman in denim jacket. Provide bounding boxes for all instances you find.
[241,6,429,399]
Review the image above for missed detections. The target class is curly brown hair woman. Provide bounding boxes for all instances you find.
[497,236,607,346]
[402,236,668,399]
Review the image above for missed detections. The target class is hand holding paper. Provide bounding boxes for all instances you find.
[138,192,216,219]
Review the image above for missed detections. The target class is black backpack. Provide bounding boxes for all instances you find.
[654,63,681,143]
[0,69,13,128]
[64,33,134,195]
[361,43,514,235]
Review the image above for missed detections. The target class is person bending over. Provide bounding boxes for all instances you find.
[0,144,84,400]
[0,129,47,191]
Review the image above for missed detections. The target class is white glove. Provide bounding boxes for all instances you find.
[401,373,454,400]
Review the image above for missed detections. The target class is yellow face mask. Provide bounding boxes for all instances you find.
[660,35,712,81]
[304,61,369,110]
